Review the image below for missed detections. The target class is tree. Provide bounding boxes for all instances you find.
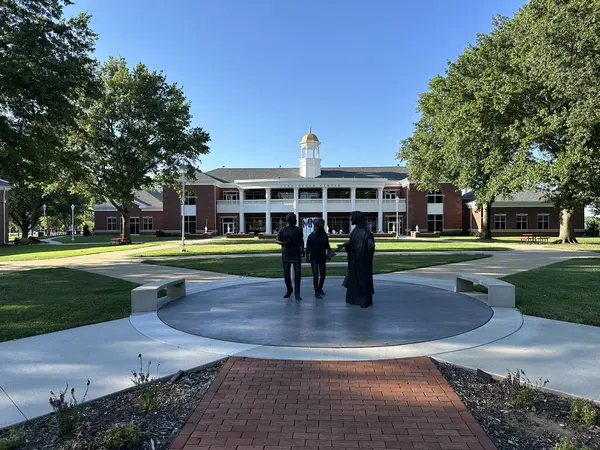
[399,17,532,239]
[508,0,600,243]
[8,184,44,239]
[0,0,98,184]
[68,57,211,239]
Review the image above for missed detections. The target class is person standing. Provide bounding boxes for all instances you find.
[306,218,330,299]
[276,213,304,300]
[337,211,375,308]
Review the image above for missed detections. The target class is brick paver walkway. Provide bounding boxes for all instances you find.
[170,357,496,450]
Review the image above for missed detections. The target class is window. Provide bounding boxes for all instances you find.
[184,216,196,233]
[356,189,377,199]
[427,214,443,232]
[223,191,239,201]
[245,214,266,233]
[299,189,322,199]
[516,214,528,230]
[328,216,351,234]
[537,214,549,230]
[427,190,443,204]
[107,217,118,231]
[494,214,506,230]
[142,217,153,231]
[383,190,399,200]
[184,190,196,205]
[327,189,350,199]
[244,189,266,200]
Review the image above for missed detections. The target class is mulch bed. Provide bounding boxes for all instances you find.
[0,362,222,450]
[433,359,600,450]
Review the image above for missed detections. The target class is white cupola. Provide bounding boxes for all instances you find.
[299,127,321,178]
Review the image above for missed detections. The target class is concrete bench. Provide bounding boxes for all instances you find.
[131,278,186,313]
[454,275,515,308]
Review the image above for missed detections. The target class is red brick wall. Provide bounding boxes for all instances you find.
[162,186,181,231]
[467,206,585,235]
[441,184,463,230]
[407,185,428,232]
[93,206,163,234]
[190,185,218,232]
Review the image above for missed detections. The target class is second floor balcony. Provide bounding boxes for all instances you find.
[217,198,406,214]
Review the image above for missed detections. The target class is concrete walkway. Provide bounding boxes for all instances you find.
[1,248,599,430]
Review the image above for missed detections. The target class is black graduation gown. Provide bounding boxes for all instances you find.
[343,225,375,306]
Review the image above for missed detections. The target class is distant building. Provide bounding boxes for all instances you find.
[0,179,10,245]
[93,129,584,237]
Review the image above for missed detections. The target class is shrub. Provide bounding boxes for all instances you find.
[28,236,41,244]
[0,429,23,450]
[49,380,90,436]
[554,436,591,450]
[131,354,160,412]
[82,223,91,237]
[570,398,599,426]
[585,217,600,237]
[102,423,141,449]
[155,229,166,237]
[502,369,548,409]
[12,237,21,246]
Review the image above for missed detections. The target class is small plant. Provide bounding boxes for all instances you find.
[49,379,90,436]
[0,428,23,450]
[131,354,160,412]
[554,436,591,450]
[102,422,141,449]
[502,369,548,409]
[570,398,599,426]
[82,223,91,237]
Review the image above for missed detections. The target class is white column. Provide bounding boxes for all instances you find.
[322,187,328,232]
[238,188,244,233]
[265,188,272,234]
[377,187,384,233]
[293,186,299,218]
[350,187,356,211]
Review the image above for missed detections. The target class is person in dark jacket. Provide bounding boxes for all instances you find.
[306,218,330,299]
[276,213,304,300]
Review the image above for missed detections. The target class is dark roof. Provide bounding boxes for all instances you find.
[461,190,549,203]
[95,190,163,208]
[196,166,409,183]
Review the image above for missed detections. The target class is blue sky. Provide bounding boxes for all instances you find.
[68,0,526,171]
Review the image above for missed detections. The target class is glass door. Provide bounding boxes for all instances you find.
[129,217,140,235]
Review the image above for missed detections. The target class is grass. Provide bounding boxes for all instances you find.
[0,241,169,262]
[448,235,600,251]
[46,235,178,244]
[501,257,600,326]
[135,237,509,257]
[0,268,138,342]
[142,253,489,278]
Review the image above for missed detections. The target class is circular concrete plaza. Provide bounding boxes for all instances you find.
[158,277,493,348]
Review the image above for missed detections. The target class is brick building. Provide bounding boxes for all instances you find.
[0,179,9,245]
[93,129,584,237]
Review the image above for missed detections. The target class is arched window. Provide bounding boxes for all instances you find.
[427,190,443,204]
[184,189,197,205]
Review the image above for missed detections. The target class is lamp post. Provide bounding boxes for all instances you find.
[395,195,400,239]
[180,166,186,252]
[42,204,47,237]
[70,204,75,241]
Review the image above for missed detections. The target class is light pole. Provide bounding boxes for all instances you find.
[180,166,186,252]
[42,204,47,237]
[395,195,400,239]
[70,204,75,241]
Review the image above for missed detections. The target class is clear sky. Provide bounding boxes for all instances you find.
[67,0,527,171]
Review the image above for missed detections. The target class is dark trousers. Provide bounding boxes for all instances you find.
[283,260,301,295]
[311,261,326,294]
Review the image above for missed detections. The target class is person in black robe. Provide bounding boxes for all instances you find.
[337,211,375,308]
[276,213,304,300]
[306,218,330,299]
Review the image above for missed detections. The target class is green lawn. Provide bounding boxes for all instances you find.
[0,241,169,262]
[135,238,508,257]
[501,258,600,326]
[142,253,489,278]
[448,235,600,251]
[0,268,138,342]
[46,235,178,244]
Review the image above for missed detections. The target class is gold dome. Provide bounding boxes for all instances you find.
[300,127,319,143]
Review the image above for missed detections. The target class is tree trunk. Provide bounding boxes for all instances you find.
[557,209,578,244]
[480,202,493,240]
[120,209,131,240]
